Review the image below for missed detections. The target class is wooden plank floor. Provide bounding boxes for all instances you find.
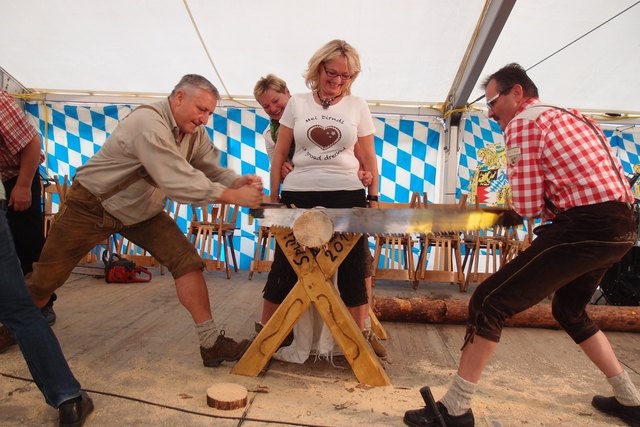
[1,266,638,426]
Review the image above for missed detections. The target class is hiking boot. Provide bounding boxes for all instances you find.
[0,325,17,354]
[200,330,250,367]
[363,329,387,359]
[404,386,474,427]
[254,321,294,347]
[592,395,640,426]
[41,293,57,326]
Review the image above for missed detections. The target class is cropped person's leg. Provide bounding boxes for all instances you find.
[0,207,82,408]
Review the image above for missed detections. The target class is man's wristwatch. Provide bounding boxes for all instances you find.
[366,194,379,202]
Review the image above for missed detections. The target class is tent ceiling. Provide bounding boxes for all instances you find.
[1,0,639,116]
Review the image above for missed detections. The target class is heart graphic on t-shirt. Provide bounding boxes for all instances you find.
[307,125,341,150]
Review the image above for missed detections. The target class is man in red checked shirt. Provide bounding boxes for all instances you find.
[404,64,640,427]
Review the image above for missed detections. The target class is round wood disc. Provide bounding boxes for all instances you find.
[292,209,334,247]
[206,382,248,410]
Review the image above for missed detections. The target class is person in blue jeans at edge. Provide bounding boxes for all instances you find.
[0,180,93,426]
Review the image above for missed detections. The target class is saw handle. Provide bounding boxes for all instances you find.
[248,202,285,222]
[495,209,524,227]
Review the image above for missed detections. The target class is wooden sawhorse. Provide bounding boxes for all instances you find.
[232,228,390,386]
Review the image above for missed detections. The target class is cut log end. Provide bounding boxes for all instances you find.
[292,209,334,248]
[206,383,248,410]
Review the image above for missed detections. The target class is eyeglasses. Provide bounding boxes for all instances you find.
[323,64,352,81]
[486,86,513,110]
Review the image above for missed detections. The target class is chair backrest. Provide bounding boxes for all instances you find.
[164,199,186,222]
[377,201,415,210]
[410,192,426,208]
[42,175,69,211]
[216,203,240,231]
[189,203,240,234]
[423,193,468,209]
[42,175,70,237]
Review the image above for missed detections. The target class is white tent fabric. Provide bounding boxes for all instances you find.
[2,0,639,116]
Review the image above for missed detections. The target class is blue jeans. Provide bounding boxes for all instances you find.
[0,204,81,408]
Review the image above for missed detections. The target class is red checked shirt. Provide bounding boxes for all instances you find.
[0,90,43,182]
[505,98,632,220]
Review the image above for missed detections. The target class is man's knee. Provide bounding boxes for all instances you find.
[169,255,205,280]
[551,299,598,343]
[467,292,505,343]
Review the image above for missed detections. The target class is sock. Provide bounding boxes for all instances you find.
[440,374,477,416]
[195,319,218,349]
[60,396,82,406]
[364,316,372,330]
[608,370,640,406]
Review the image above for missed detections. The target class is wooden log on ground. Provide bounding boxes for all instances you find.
[373,296,640,332]
[206,383,248,410]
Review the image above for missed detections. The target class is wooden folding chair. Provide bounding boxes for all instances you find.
[414,194,467,291]
[248,225,276,280]
[190,203,240,279]
[371,201,417,288]
[41,175,69,238]
[502,216,535,263]
[461,204,509,292]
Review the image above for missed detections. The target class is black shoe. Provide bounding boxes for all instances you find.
[59,390,94,427]
[0,324,17,354]
[592,395,640,426]
[41,293,58,326]
[200,330,251,367]
[404,386,474,427]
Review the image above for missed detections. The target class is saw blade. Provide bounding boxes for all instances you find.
[257,207,505,235]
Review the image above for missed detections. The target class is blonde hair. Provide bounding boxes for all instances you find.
[304,39,361,96]
[253,74,288,100]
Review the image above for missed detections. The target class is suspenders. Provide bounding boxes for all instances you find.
[513,104,633,215]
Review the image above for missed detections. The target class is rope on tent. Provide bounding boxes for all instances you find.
[526,0,640,73]
[468,0,640,108]
[182,0,251,108]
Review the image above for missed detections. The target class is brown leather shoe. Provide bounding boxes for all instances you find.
[200,330,250,367]
[0,324,17,354]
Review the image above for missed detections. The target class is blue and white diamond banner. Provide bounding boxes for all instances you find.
[25,102,444,270]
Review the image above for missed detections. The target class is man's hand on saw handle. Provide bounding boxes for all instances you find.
[222,175,264,208]
[495,209,524,227]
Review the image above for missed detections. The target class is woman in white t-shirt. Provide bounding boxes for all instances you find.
[265,40,379,335]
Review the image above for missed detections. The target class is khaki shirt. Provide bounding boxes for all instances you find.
[75,98,239,225]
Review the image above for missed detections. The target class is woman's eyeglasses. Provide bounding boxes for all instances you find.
[323,64,352,81]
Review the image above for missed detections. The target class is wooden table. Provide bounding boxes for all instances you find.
[232,227,390,386]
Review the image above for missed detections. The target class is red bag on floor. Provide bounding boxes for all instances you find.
[101,252,152,283]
